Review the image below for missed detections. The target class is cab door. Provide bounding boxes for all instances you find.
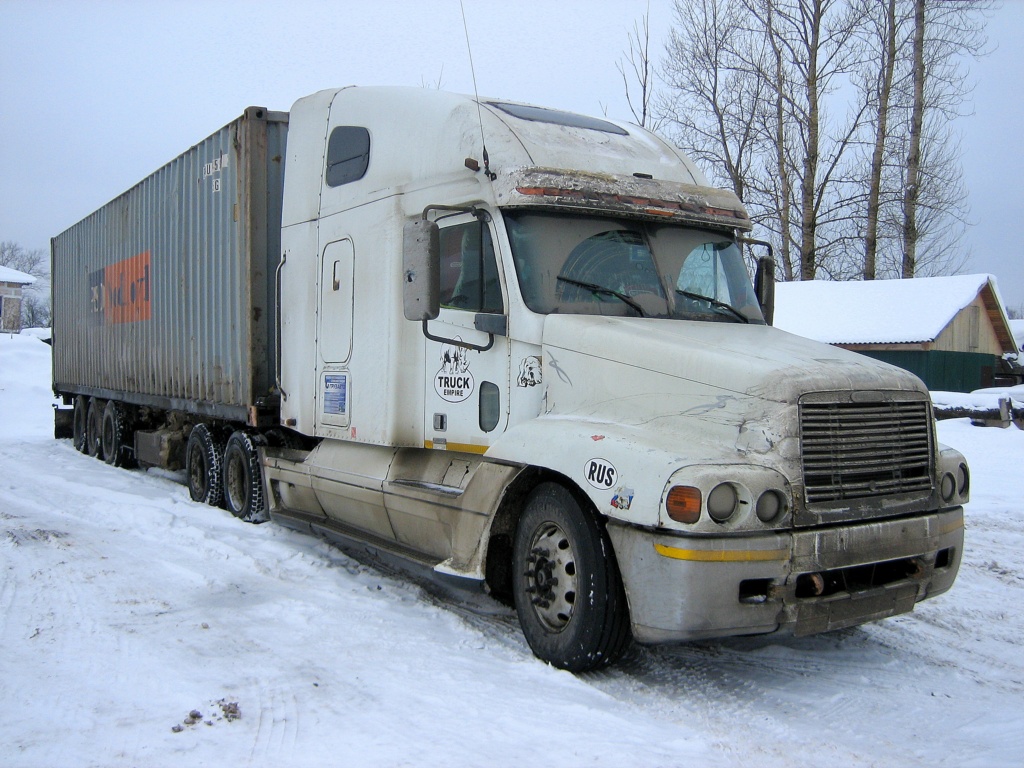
[384,214,510,560]
[422,214,510,453]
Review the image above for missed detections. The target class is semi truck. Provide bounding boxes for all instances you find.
[51,86,967,672]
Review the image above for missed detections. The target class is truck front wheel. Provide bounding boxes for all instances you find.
[223,431,267,523]
[512,483,631,672]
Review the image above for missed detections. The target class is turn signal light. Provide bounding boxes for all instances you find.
[666,485,702,524]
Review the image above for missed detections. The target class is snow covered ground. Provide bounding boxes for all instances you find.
[2,330,1022,767]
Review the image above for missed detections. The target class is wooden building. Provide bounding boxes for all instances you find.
[0,265,37,333]
[773,274,1018,393]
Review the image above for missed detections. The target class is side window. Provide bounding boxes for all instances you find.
[325,126,370,187]
[439,221,503,314]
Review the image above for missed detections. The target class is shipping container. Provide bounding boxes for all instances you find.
[51,107,288,424]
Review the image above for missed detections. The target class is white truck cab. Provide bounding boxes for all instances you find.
[261,86,966,671]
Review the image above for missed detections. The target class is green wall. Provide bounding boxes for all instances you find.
[856,350,996,393]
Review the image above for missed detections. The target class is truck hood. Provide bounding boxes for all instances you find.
[534,314,928,466]
[541,315,925,407]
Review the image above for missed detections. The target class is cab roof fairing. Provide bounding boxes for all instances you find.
[491,168,754,233]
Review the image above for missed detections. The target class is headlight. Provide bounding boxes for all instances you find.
[755,489,786,522]
[957,462,970,497]
[660,465,793,531]
[940,473,956,503]
[707,483,739,522]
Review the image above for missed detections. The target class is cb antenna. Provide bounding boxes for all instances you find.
[460,0,496,180]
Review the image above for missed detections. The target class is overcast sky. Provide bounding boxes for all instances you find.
[1,0,1020,309]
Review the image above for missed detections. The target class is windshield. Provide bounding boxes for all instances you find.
[504,211,765,323]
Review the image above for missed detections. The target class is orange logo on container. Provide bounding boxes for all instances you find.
[89,251,151,325]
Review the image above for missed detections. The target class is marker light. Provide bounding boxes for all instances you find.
[666,486,702,524]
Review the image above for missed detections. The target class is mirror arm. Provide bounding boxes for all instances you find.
[421,320,494,352]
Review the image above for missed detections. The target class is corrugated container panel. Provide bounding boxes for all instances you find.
[51,108,288,422]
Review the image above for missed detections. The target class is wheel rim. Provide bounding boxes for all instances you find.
[188,443,207,496]
[523,521,579,632]
[225,452,244,511]
[102,416,114,460]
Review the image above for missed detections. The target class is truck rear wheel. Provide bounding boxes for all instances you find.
[512,482,631,672]
[223,430,267,523]
[186,423,226,507]
[101,400,135,467]
[72,395,89,453]
[86,398,105,458]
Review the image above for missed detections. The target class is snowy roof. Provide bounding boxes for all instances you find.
[1010,319,1024,352]
[0,264,36,285]
[773,274,1015,351]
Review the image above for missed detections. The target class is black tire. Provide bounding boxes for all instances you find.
[72,395,89,453]
[222,430,267,523]
[186,423,227,507]
[512,482,631,672]
[101,400,136,468]
[86,398,105,458]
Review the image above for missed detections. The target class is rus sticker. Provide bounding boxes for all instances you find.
[584,457,617,490]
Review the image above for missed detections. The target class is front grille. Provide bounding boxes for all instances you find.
[800,397,933,504]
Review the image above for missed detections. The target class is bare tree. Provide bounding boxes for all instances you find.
[659,0,988,284]
[20,294,51,328]
[0,241,47,279]
[661,0,768,203]
[898,0,990,277]
[618,4,662,130]
[663,0,869,280]
[862,0,899,280]
[901,0,926,278]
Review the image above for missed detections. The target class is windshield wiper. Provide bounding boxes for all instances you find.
[557,276,645,316]
[675,289,749,324]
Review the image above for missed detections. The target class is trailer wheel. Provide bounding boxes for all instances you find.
[86,398,105,458]
[186,423,226,507]
[223,430,267,523]
[512,482,631,672]
[72,395,89,453]
[101,400,136,468]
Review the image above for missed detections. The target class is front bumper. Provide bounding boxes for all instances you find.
[607,508,964,644]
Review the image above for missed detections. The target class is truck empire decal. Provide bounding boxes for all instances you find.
[434,340,475,402]
[88,251,152,325]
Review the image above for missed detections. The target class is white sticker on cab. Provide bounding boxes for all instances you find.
[584,457,617,490]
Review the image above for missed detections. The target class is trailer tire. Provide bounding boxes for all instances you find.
[186,423,226,507]
[72,395,89,453]
[512,482,631,672]
[86,398,105,458]
[223,430,267,523]
[101,400,135,468]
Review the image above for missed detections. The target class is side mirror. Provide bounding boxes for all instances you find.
[403,219,440,321]
[754,255,776,326]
